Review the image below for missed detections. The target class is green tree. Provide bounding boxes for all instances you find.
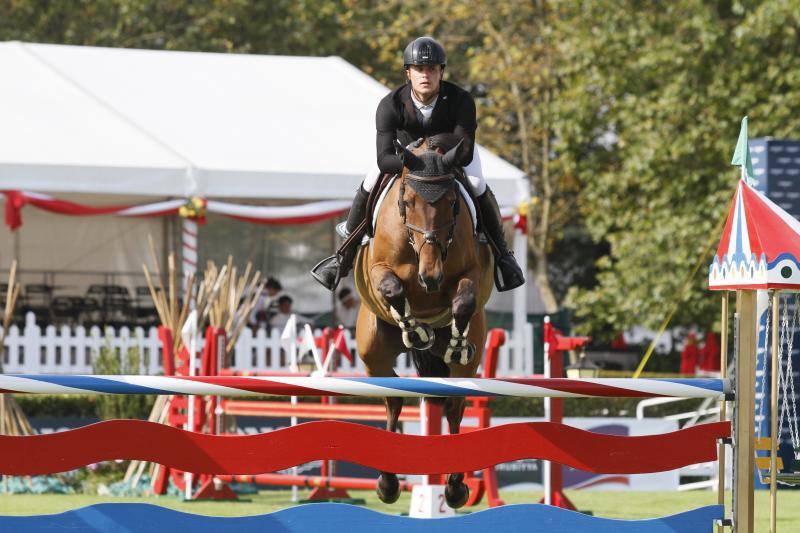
[555,0,800,337]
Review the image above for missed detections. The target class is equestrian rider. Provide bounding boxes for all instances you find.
[311,36,525,293]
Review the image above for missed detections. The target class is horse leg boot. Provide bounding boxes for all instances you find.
[445,278,477,365]
[376,271,435,350]
[377,395,404,504]
[311,185,370,291]
[476,187,525,292]
[443,397,470,508]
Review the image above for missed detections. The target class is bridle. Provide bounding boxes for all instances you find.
[398,173,460,262]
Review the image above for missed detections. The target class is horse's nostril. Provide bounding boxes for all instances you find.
[419,274,442,293]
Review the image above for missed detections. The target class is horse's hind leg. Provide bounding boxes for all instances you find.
[443,397,469,508]
[443,309,485,509]
[356,303,406,504]
[377,395,404,503]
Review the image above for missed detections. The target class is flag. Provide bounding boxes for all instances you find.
[301,324,323,371]
[731,116,757,186]
[333,326,353,363]
[280,314,297,347]
[180,310,198,353]
[280,314,298,370]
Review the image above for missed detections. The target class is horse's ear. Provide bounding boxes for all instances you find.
[442,138,468,169]
[394,139,423,170]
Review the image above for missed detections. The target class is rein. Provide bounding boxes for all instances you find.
[398,174,460,262]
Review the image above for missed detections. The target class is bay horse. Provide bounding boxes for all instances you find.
[352,134,494,508]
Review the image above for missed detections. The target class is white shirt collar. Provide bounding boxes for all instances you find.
[411,93,438,111]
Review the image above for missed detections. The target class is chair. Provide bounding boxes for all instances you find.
[107,285,130,297]
[23,284,53,323]
[51,296,78,325]
[86,284,108,299]
[134,287,158,326]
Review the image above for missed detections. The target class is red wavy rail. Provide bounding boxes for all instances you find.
[0,420,729,476]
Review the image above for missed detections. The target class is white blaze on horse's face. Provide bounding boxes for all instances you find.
[406,64,443,102]
[403,185,458,293]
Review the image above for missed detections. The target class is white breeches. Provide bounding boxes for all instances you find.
[363,146,486,196]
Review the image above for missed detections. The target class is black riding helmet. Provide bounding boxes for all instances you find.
[403,36,446,67]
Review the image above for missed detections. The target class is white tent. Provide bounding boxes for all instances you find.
[0,41,528,206]
[0,42,531,338]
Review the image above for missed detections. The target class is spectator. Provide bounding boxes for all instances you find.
[336,287,360,328]
[250,277,283,328]
[269,294,312,330]
[680,332,700,375]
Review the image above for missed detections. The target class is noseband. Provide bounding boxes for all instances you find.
[398,174,460,262]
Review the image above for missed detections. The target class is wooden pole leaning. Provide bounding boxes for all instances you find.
[734,290,757,533]
[769,290,780,533]
[718,292,729,533]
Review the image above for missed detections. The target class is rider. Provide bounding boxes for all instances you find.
[312,36,525,293]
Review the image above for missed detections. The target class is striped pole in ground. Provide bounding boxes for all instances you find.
[182,218,198,280]
[0,375,730,399]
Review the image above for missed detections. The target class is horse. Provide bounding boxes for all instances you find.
[352,134,494,508]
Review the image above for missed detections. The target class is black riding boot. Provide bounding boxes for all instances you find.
[311,185,370,291]
[478,187,525,292]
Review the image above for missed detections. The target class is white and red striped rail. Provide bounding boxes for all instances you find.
[0,375,729,398]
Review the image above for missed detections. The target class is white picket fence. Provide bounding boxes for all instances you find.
[0,312,534,376]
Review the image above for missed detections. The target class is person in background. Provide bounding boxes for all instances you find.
[269,294,312,330]
[250,277,283,329]
[336,287,360,329]
[680,332,700,376]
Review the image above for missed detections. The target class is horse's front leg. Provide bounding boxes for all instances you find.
[373,265,434,350]
[444,277,478,365]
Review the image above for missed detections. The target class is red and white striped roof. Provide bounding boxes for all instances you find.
[709,179,800,290]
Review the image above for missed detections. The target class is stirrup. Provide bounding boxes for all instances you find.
[310,255,342,291]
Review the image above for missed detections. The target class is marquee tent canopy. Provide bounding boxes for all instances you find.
[0,41,528,206]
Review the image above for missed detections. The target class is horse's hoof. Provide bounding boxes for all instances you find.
[445,343,476,365]
[460,343,476,365]
[376,473,401,504]
[445,480,469,509]
[405,323,435,351]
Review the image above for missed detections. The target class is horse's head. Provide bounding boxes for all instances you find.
[394,136,470,293]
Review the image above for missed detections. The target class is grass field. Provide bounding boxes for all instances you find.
[1,489,799,531]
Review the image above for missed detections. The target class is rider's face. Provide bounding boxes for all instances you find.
[406,64,443,102]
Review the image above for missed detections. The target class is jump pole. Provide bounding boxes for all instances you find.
[0,376,728,398]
